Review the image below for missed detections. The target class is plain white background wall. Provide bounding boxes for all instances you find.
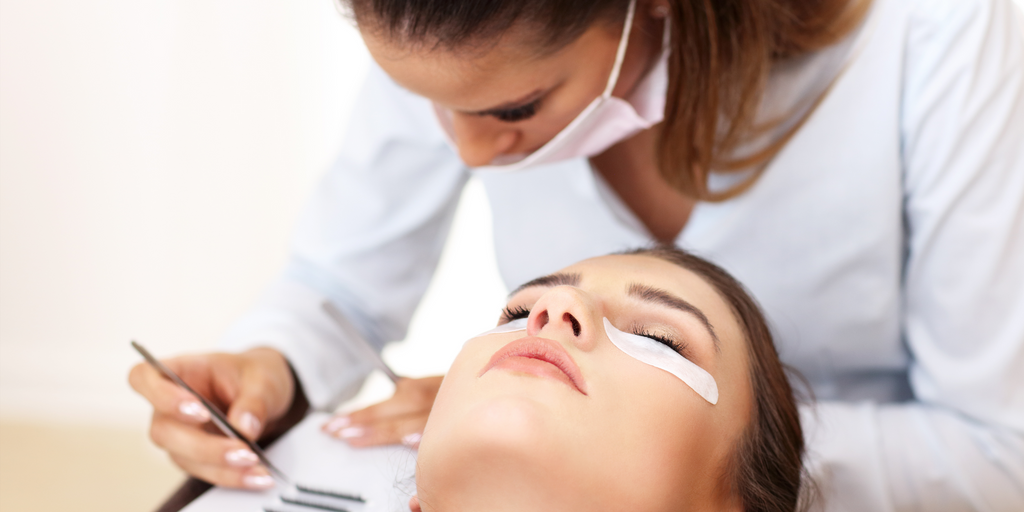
[0,0,506,428]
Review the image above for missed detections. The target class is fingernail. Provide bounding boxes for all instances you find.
[242,471,275,489]
[225,448,258,467]
[401,432,422,448]
[336,426,366,440]
[239,412,261,438]
[179,401,211,422]
[322,416,351,433]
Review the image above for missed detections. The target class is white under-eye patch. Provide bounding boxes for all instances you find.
[474,318,528,338]
[603,318,719,405]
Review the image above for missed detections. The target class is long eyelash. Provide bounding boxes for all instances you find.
[501,305,531,323]
[485,100,540,122]
[632,323,689,356]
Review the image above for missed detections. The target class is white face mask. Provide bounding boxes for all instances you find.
[432,0,670,173]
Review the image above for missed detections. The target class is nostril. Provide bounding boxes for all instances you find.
[535,310,550,329]
[563,313,581,337]
[532,307,548,331]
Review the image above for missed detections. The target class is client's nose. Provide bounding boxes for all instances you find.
[526,287,597,351]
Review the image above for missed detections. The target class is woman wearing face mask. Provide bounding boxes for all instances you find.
[414,248,804,512]
[130,0,1024,510]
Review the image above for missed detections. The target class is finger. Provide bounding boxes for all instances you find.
[170,455,277,490]
[129,362,211,424]
[225,348,295,441]
[224,373,271,441]
[329,412,427,448]
[149,412,258,468]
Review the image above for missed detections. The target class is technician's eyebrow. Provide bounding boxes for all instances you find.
[627,283,721,354]
[508,272,581,299]
[465,88,546,117]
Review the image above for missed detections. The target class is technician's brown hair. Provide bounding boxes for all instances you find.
[624,246,806,512]
[342,0,870,201]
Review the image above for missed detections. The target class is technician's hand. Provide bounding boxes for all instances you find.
[322,376,443,448]
[128,348,295,490]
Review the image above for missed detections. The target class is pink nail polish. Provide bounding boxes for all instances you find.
[323,416,351,433]
[225,448,258,467]
[337,426,366,439]
[239,412,261,438]
[401,432,422,448]
[178,401,211,422]
[243,473,275,489]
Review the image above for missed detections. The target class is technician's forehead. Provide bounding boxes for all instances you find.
[360,27,559,112]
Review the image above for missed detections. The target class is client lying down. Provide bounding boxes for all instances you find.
[409,247,805,512]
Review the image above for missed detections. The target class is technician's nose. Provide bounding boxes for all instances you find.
[526,287,598,351]
[450,113,520,167]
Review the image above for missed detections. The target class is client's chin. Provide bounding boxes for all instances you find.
[414,396,607,511]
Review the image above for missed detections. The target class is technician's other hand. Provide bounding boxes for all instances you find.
[322,376,443,448]
[128,348,295,490]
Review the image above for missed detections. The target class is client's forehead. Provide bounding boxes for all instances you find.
[563,254,717,299]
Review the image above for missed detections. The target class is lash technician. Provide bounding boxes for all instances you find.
[129,0,1024,510]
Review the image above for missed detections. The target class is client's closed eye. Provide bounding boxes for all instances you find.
[500,305,531,323]
[631,323,690,358]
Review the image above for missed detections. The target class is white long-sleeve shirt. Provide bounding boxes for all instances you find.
[221,0,1024,509]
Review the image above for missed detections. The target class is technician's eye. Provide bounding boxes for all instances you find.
[483,100,540,122]
[500,304,531,323]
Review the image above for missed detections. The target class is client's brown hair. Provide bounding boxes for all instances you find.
[624,246,805,512]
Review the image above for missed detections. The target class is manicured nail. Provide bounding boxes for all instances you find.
[239,412,261,438]
[225,448,258,467]
[179,401,211,422]
[243,471,275,489]
[336,426,367,440]
[401,432,422,448]
[322,416,351,433]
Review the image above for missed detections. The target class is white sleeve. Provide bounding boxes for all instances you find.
[220,63,468,410]
[803,0,1024,510]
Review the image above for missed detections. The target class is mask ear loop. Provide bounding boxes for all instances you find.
[602,0,638,98]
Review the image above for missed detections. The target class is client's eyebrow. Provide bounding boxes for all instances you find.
[508,272,581,298]
[627,284,721,354]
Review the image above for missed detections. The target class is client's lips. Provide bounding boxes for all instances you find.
[481,336,588,395]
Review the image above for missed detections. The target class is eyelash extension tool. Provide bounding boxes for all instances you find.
[321,301,401,384]
[131,341,293,485]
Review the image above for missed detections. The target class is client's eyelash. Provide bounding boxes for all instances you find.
[632,323,689,356]
[500,305,531,323]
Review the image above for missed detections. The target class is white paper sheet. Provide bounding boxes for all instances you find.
[182,412,417,512]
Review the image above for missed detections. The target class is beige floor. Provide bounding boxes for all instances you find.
[0,422,185,512]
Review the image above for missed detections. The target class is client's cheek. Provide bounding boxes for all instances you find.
[587,380,718,510]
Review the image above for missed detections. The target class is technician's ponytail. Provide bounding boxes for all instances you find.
[658,0,872,200]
